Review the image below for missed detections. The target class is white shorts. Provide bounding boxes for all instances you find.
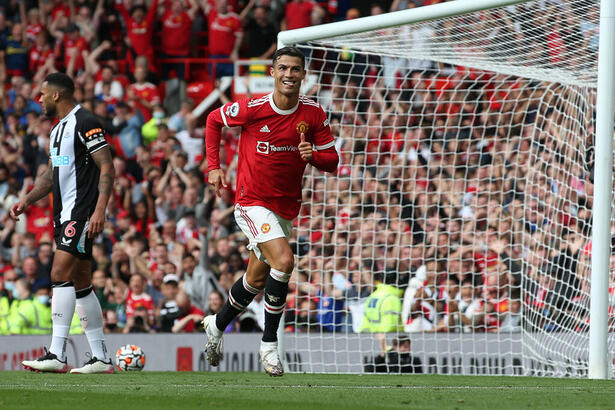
[234,204,293,263]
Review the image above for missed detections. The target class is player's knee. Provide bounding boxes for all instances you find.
[249,276,267,289]
[50,269,71,283]
[273,254,294,274]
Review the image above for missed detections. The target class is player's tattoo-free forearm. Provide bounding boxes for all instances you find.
[25,167,53,206]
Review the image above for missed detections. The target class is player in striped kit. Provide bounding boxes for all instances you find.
[11,73,115,374]
[204,47,339,376]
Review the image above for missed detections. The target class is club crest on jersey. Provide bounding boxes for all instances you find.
[296,121,309,134]
[261,223,271,234]
[225,102,240,118]
[256,141,270,154]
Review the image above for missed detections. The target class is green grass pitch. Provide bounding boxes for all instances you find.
[1,371,614,409]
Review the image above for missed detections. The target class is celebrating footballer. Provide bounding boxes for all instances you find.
[203,46,339,376]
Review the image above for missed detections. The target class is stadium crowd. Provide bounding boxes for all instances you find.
[0,0,600,337]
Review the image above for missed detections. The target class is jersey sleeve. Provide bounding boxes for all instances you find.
[219,99,250,128]
[206,99,250,171]
[308,105,338,173]
[78,115,108,155]
[78,116,107,154]
[311,106,335,151]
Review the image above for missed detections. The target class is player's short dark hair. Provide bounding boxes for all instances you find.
[44,73,75,100]
[272,46,305,68]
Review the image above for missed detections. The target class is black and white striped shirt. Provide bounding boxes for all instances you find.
[48,105,108,224]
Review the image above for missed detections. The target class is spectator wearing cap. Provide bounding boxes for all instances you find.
[158,273,181,332]
[171,290,205,333]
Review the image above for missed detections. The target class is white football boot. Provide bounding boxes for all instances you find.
[70,354,114,374]
[259,341,284,377]
[22,348,71,373]
[203,315,224,366]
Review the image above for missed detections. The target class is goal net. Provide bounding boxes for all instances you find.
[282,0,605,376]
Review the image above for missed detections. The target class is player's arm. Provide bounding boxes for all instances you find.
[90,146,115,238]
[205,99,248,196]
[10,160,53,220]
[299,109,339,173]
[299,133,338,173]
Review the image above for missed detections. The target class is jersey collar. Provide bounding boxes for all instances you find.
[268,93,299,116]
[59,104,81,123]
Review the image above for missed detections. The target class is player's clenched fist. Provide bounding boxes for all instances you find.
[298,133,312,162]
[208,168,228,197]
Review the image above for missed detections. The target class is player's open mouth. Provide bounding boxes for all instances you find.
[282,81,296,87]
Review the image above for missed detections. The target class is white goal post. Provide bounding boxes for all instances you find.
[275,0,613,379]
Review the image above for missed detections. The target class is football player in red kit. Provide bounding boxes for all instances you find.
[203,47,338,376]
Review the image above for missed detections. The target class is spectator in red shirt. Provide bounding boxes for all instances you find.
[127,65,160,122]
[160,0,199,80]
[46,0,72,24]
[281,0,325,31]
[25,7,44,42]
[24,194,54,245]
[50,22,89,77]
[115,0,159,74]
[125,273,155,329]
[171,291,205,333]
[29,31,54,81]
[207,0,243,78]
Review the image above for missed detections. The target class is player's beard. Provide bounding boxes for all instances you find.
[43,103,57,119]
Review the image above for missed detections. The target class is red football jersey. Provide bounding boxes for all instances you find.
[61,35,88,72]
[126,291,155,321]
[129,82,160,121]
[285,1,315,30]
[161,11,192,55]
[115,0,158,59]
[207,9,242,55]
[206,93,338,220]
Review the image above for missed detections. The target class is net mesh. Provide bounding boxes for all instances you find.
[283,0,605,376]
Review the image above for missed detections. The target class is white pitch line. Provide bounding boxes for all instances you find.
[0,384,594,391]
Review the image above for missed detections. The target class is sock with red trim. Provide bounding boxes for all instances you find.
[215,273,261,332]
[262,268,290,343]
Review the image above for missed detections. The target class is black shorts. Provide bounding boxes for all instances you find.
[54,220,93,260]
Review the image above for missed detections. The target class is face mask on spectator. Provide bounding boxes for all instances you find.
[11,287,19,299]
[36,295,50,305]
[153,111,164,120]
[4,281,15,294]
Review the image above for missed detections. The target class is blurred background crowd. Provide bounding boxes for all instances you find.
[0,0,600,337]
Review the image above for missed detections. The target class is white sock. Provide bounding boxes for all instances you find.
[76,287,109,361]
[50,285,76,361]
